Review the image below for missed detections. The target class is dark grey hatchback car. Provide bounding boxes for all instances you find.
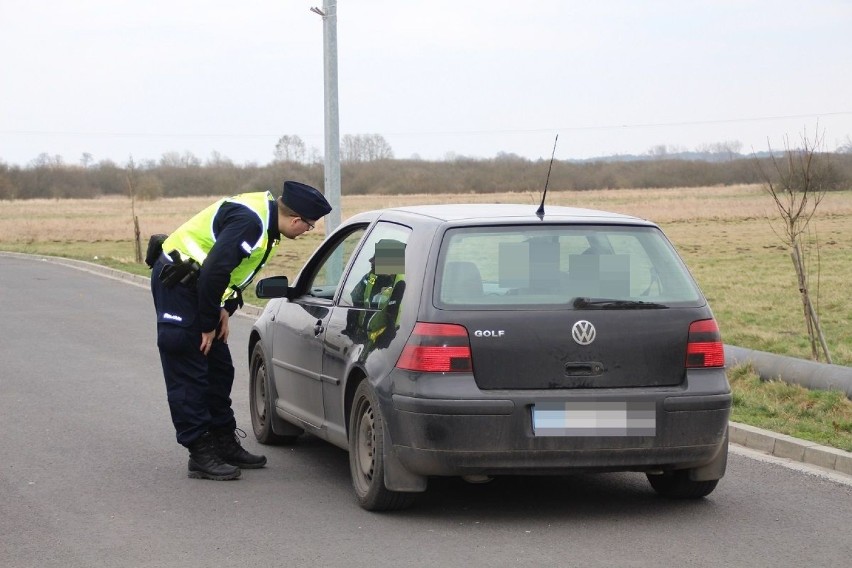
[248,203,731,510]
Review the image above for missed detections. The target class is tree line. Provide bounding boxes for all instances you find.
[273,133,394,163]
[1,149,850,201]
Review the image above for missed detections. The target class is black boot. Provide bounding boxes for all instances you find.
[187,433,241,480]
[212,427,267,469]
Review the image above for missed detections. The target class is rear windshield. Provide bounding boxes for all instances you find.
[435,224,703,308]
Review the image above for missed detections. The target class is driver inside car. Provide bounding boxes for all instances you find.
[349,239,406,348]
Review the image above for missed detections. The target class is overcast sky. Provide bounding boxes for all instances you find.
[1,0,850,167]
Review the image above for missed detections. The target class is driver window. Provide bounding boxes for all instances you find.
[303,227,367,300]
[339,223,411,308]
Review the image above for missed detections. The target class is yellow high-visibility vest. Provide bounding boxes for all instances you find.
[162,192,278,304]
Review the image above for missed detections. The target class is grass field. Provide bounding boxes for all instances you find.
[2,184,849,364]
[2,185,851,451]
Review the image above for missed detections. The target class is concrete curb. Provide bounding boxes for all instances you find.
[3,251,850,479]
[729,422,852,476]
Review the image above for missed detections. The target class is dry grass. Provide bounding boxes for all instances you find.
[2,185,851,365]
[729,364,852,451]
[6,184,851,243]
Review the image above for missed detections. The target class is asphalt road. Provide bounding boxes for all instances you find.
[2,255,850,568]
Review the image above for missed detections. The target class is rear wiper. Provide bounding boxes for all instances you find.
[572,297,668,310]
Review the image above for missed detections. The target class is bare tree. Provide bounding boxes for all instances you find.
[647,144,668,158]
[697,140,743,160]
[341,134,394,162]
[364,133,394,161]
[755,127,831,362]
[205,151,234,167]
[274,135,306,163]
[307,146,323,164]
[0,162,16,200]
[159,151,201,168]
[126,157,143,264]
[340,134,360,162]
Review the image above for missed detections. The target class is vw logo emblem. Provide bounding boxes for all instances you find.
[572,320,596,345]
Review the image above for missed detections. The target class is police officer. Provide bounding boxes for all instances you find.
[150,181,332,480]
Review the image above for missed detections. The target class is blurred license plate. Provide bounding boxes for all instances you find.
[532,402,656,437]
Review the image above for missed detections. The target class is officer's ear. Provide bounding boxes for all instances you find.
[277,200,296,224]
[277,206,302,238]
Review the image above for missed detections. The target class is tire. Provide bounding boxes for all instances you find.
[646,470,719,499]
[249,343,300,445]
[348,381,416,511]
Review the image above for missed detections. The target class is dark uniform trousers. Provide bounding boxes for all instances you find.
[151,256,236,447]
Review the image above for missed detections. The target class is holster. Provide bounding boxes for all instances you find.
[159,256,201,288]
[145,234,168,268]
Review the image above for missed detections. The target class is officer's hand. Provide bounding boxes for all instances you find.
[199,310,229,355]
[217,308,230,344]
[200,330,216,355]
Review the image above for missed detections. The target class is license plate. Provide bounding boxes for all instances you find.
[532,401,656,437]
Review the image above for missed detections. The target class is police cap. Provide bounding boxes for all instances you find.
[281,181,332,221]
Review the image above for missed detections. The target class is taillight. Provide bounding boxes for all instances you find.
[396,322,473,373]
[686,319,725,368]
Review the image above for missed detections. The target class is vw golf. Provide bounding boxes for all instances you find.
[248,204,730,510]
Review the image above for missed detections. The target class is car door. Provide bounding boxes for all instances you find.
[322,222,413,443]
[270,226,367,430]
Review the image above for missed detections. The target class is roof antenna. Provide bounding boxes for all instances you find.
[536,134,558,220]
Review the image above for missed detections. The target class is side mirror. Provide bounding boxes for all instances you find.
[255,276,290,299]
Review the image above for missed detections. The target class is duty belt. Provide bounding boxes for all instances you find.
[159,251,201,288]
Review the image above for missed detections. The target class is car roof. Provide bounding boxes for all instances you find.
[364,203,655,226]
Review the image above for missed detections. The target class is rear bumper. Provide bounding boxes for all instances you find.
[384,370,731,477]
[393,443,728,477]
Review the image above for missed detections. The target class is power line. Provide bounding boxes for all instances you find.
[384,111,852,137]
[1,111,850,139]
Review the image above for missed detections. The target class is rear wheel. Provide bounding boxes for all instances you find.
[647,470,719,499]
[249,343,300,445]
[349,381,416,511]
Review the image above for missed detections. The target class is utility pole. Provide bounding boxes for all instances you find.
[311,1,341,235]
